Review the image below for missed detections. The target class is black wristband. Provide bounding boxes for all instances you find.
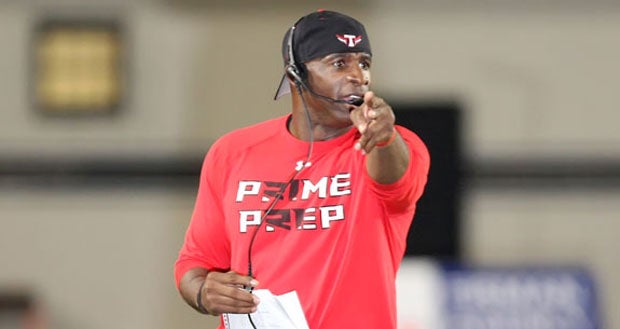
[196,282,209,315]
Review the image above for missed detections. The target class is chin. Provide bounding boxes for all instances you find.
[332,107,354,126]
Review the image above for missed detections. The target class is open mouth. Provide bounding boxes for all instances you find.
[343,95,364,107]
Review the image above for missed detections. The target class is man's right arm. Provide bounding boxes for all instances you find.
[179,268,260,316]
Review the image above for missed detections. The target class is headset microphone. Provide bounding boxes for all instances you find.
[286,64,364,107]
[304,87,364,106]
[287,71,365,107]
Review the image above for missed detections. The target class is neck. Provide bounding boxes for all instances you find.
[288,113,352,142]
[288,84,353,141]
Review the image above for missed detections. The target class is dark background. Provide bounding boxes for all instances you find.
[394,103,462,260]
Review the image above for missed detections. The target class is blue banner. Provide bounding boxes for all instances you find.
[441,266,601,329]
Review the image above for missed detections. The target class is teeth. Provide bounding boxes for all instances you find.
[346,95,361,103]
[346,95,364,106]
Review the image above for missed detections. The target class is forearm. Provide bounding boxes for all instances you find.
[179,267,210,314]
[365,131,410,184]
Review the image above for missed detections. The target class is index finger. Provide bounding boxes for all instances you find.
[363,91,375,119]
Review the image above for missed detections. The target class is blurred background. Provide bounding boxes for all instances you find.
[1,0,618,328]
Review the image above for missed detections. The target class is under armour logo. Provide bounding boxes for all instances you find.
[336,34,362,47]
[295,160,312,171]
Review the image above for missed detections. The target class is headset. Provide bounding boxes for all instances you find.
[285,25,304,85]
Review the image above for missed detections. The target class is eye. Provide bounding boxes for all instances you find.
[360,60,371,70]
[333,59,345,68]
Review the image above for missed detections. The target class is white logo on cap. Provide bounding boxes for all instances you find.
[336,34,362,47]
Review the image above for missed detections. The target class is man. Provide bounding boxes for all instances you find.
[175,10,430,329]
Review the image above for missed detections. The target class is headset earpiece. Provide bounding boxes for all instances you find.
[286,65,303,85]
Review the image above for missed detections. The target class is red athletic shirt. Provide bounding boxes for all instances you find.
[175,115,429,329]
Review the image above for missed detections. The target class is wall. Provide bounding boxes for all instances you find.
[1,1,619,329]
[0,185,207,329]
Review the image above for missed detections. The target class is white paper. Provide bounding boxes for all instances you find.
[223,289,309,329]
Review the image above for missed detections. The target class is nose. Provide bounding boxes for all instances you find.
[346,66,369,86]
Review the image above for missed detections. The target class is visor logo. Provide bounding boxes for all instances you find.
[336,34,362,47]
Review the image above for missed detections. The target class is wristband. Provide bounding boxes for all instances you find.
[196,282,210,314]
[376,129,397,148]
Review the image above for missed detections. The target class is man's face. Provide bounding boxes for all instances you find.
[303,52,372,124]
